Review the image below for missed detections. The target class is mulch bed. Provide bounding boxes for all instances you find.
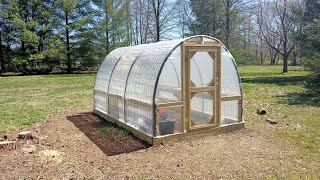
[67,112,150,156]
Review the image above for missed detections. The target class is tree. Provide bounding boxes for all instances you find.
[131,0,151,44]
[93,0,131,56]
[149,0,180,41]
[56,0,93,73]
[222,0,247,49]
[0,0,11,72]
[296,0,320,94]
[0,0,64,73]
[257,0,300,73]
[188,0,224,38]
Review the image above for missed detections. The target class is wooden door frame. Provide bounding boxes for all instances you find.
[181,42,222,132]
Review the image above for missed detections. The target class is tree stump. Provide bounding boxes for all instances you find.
[0,141,17,150]
[257,108,267,115]
[18,131,33,140]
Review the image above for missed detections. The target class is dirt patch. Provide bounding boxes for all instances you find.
[67,112,150,156]
[0,109,319,179]
[39,149,64,164]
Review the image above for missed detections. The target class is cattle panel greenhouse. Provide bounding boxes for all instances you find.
[93,35,244,144]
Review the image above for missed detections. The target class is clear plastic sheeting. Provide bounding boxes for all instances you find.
[155,47,182,104]
[221,53,241,96]
[93,35,243,138]
[108,45,148,120]
[190,52,214,87]
[191,92,213,126]
[124,41,181,135]
[94,47,130,112]
[221,100,239,125]
[158,107,183,135]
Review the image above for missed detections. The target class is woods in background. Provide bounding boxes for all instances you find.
[0,0,319,75]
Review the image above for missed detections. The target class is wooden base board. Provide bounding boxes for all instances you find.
[93,108,244,145]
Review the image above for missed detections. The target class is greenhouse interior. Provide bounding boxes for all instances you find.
[93,35,244,144]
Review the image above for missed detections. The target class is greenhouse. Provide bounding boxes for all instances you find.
[93,35,244,145]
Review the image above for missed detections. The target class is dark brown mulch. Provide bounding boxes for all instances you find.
[67,112,150,156]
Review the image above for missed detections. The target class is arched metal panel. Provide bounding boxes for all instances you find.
[94,47,130,112]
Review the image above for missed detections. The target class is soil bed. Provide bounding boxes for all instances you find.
[67,112,150,156]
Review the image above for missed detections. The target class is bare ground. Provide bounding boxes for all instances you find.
[1,108,319,179]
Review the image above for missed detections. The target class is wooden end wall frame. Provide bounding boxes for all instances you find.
[154,42,223,136]
[182,42,222,132]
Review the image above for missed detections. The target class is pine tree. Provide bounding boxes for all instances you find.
[92,0,131,57]
[56,0,93,73]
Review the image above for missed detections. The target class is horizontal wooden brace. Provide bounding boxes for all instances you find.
[188,49,216,52]
[156,101,184,109]
[190,86,215,93]
[188,123,219,132]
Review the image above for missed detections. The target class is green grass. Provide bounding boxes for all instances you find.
[239,65,308,77]
[0,65,319,163]
[98,123,130,141]
[0,74,95,132]
[239,65,320,162]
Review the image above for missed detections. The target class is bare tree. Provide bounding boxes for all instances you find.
[149,0,180,41]
[258,0,300,72]
[131,0,151,44]
[176,0,193,37]
[222,0,251,49]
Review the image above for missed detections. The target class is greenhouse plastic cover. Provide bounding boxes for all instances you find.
[94,35,242,136]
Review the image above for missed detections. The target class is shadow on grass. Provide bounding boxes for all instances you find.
[67,112,150,156]
[242,75,319,107]
[277,92,320,107]
[241,76,307,86]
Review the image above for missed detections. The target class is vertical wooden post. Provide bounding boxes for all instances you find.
[238,99,243,122]
[186,47,191,131]
[212,49,218,127]
[181,44,186,133]
[216,46,222,127]
[155,109,160,136]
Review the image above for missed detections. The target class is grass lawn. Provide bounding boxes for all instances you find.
[0,65,319,164]
[0,74,95,132]
[240,65,320,162]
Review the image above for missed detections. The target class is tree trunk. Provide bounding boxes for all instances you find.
[291,51,297,66]
[0,30,5,73]
[255,44,258,64]
[224,0,231,49]
[139,0,143,44]
[155,0,160,42]
[271,50,278,65]
[66,11,71,73]
[269,49,274,65]
[111,1,115,49]
[134,7,139,45]
[260,40,263,65]
[283,54,288,73]
[144,0,151,43]
[126,2,131,46]
[105,4,110,54]
[0,141,17,150]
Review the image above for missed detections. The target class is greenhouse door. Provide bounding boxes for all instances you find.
[182,43,222,131]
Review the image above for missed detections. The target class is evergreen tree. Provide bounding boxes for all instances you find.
[92,0,131,57]
[55,0,94,73]
[298,0,320,94]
